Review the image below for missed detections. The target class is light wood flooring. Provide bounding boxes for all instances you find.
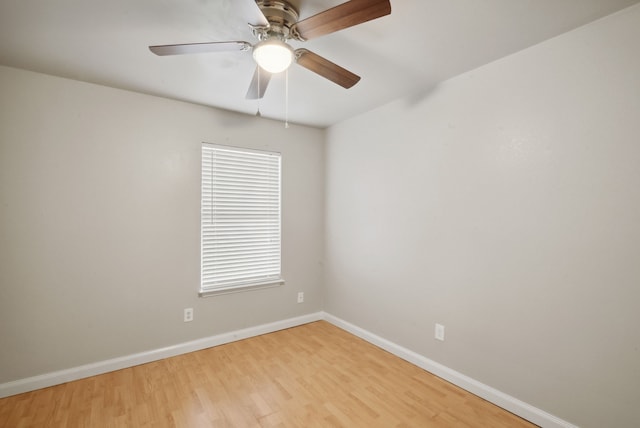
[0,321,537,427]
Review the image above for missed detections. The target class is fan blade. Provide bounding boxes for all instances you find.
[246,66,272,99]
[291,0,391,41]
[295,49,360,89]
[149,41,251,56]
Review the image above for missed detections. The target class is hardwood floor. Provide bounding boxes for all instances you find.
[0,321,537,427]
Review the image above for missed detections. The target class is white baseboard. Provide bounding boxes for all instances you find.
[322,312,578,428]
[0,312,323,399]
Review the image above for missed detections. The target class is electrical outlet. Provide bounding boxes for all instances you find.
[184,308,194,322]
[297,292,304,303]
[435,323,445,341]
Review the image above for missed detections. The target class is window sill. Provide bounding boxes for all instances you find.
[199,279,285,297]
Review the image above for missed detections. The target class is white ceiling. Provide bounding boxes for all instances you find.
[1,0,638,128]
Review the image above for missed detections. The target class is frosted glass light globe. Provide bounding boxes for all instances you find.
[253,39,294,73]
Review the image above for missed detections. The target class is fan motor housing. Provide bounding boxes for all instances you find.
[255,0,299,39]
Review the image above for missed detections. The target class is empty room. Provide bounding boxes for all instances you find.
[1,1,639,427]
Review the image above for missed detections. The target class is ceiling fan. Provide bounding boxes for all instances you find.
[149,0,392,99]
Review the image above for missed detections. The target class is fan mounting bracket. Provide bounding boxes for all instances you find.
[252,0,300,41]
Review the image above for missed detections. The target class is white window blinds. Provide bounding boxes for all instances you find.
[201,144,282,295]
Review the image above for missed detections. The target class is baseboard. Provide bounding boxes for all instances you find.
[0,312,323,399]
[322,312,579,428]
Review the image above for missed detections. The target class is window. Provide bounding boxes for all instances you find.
[200,143,283,296]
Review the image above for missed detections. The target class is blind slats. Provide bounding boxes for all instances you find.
[201,144,282,293]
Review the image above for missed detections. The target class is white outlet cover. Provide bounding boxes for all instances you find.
[435,323,445,341]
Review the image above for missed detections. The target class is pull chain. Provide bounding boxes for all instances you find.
[256,66,262,117]
[285,68,289,128]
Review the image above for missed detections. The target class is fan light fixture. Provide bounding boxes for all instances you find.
[149,0,392,99]
[253,39,294,73]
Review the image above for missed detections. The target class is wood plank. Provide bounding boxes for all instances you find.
[0,321,537,427]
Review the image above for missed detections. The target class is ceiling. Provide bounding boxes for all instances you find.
[1,0,638,128]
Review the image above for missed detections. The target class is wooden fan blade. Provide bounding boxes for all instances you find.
[295,49,360,89]
[246,66,272,99]
[291,0,391,41]
[149,41,251,56]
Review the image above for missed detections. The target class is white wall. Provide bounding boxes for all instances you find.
[0,66,325,383]
[325,5,640,428]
